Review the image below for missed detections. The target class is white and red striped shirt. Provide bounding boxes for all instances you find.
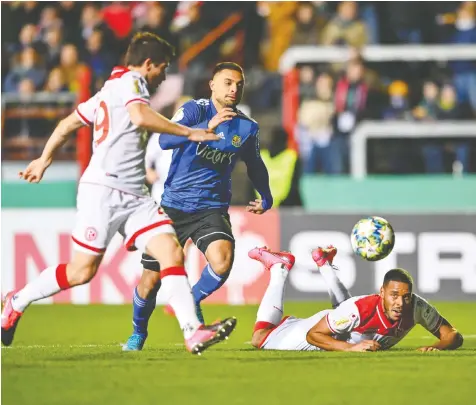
[326,294,443,350]
[75,66,151,195]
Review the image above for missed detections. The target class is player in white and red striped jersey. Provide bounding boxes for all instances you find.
[2,33,237,354]
[248,246,463,352]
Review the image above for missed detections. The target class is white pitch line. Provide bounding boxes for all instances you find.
[2,344,122,349]
[406,334,476,340]
[2,342,186,350]
[2,336,476,350]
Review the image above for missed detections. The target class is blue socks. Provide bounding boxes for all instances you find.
[192,264,229,305]
[132,287,157,336]
[131,265,228,332]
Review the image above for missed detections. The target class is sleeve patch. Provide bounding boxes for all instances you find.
[172,108,185,123]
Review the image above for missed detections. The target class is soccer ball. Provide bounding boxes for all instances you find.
[350,216,395,261]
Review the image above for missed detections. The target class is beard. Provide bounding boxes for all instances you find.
[217,96,238,108]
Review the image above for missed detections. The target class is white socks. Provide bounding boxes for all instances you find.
[256,263,289,325]
[11,266,62,312]
[318,264,351,308]
[160,275,201,339]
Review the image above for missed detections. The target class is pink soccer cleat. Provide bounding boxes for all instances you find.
[185,317,237,355]
[1,291,23,346]
[311,246,337,267]
[248,246,295,271]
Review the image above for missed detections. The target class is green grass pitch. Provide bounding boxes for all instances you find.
[2,302,475,405]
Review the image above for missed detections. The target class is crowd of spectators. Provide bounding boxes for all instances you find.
[2,1,476,172]
[294,1,476,174]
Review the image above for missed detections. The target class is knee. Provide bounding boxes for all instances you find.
[208,248,234,275]
[147,234,184,268]
[167,244,184,266]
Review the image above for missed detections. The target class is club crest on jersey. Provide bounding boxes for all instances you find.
[85,227,98,241]
[232,135,242,147]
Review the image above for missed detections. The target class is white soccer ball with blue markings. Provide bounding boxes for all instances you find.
[350,216,395,261]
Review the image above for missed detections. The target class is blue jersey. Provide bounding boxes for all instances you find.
[159,98,272,213]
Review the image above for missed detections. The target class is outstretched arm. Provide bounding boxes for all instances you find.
[19,112,84,183]
[127,103,218,143]
[415,296,463,352]
[306,317,380,352]
[242,131,273,212]
[159,105,236,150]
[417,318,464,352]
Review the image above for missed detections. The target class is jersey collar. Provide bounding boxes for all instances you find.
[108,66,130,80]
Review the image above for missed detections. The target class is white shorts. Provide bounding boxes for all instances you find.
[259,310,331,351]
[72,183,175,255]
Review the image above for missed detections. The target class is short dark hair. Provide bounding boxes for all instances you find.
[383,268,414,291]
[125,32,175,67]
[212,62,244,78]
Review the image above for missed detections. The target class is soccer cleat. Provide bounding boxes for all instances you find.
[122,333,148,351]
[1,291,23,346]
[185,317,237,355]
[311,246,337,267]
[248,246,295,271]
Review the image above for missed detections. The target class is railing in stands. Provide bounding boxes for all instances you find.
[2,92,77,161]
[280,45,476,151]
[178,12,244,71]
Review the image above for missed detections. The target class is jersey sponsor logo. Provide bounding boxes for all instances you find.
[334,317,351,326]
[196,143,236,165]
[216,132,225,140]
[231,135,242,147]
[85,227,98,241]
[172,108,185,122]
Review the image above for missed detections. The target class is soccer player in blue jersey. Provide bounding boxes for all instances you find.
[122,62,273,351]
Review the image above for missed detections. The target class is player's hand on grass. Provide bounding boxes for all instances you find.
[246,199,266,215]
[416,346,440,352]
[19,157,51,183]
[208,108,236,131]
[188,128,221,143]
[348,340,381,352]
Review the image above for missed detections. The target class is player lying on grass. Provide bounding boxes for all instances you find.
[122,62,273,351]
[1,32,237,355]
[249,246,464,352]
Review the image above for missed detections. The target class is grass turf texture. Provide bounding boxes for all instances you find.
[2,302,475,405]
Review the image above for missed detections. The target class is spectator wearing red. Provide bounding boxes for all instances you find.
[102,2,133,39]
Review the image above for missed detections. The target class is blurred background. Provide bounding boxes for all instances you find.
[2,1,476,304]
